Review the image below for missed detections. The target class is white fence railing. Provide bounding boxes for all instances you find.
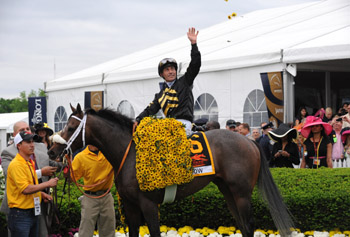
[293,158,350,168]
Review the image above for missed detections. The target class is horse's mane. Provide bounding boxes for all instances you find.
[85,108,134,132]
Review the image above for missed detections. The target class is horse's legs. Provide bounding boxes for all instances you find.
[123,199,144,237]
[234,196,255,237]
[139,197,161,237]
[214,181,243,228]
[214,180,255,237]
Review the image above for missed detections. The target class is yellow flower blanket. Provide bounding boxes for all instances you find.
[133,117,194,191]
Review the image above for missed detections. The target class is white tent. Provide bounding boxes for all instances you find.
[45,0,350,129]
[0,112,28,151]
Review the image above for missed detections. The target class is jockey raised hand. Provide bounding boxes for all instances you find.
[187,27,198,44]
[136,27,201,136]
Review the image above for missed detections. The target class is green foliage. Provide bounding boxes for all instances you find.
[160,168,350,231]
[1,168,350,233]
[0,93,27,113]
[0,89,46,113]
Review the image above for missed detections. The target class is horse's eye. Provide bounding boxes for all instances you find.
[68,127,75,132]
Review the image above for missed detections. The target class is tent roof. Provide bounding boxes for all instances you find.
[0,112,28,133]
[46,0,350,92]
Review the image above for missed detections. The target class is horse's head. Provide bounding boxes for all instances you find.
[48,103,85,161]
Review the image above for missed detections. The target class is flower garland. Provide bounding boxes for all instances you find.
[116,192,126,226]
[133,117,193,191]
[84,226,350,237]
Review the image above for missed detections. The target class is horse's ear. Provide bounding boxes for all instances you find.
[76,104,82,113]
[70,103,76,113]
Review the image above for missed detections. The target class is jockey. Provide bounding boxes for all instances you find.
[135,27,201,136]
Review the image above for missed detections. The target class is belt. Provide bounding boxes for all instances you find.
[10,207,35,215]
[84,190,109,196]
[11,207,34,212]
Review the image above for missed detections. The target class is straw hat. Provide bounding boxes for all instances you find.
[300,116,333,138]
[268,123,297,142]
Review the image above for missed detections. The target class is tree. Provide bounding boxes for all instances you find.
[0,89,46,113]
[9,91,28,112]
[0,98,12,113]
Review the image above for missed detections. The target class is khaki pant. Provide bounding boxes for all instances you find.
[79,192,116,237]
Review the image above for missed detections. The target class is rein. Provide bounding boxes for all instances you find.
[53,113,137,199]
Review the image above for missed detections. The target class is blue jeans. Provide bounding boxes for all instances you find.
[8,208,39,237]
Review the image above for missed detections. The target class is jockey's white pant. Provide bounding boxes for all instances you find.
[177,119,192,136]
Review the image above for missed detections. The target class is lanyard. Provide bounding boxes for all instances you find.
[27,159,37,185]
[312,136,323,168]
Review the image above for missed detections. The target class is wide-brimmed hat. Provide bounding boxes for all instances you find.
[341,127,350,143]
[300,116,333,138]
[34,122,54,136]
[268,123,297,142]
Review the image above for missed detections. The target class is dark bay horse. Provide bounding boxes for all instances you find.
[48,104,294,237]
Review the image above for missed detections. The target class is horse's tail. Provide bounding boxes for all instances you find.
[253,141,295,236]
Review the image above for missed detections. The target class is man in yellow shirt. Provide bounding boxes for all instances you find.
[71,145,115,237]
[7,131,59,237]
[1,120,61,237]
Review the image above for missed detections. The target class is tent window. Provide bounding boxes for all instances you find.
[117,100,135,119]
[54,106,67,132]
[243,89,268,128]
[194,93,218,121]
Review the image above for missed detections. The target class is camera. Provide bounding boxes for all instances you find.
[338,109,348,116]
[336,117,343,122]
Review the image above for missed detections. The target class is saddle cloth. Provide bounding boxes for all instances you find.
[190,132,215,176]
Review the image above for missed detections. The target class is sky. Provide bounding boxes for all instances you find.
[0,0,316,99]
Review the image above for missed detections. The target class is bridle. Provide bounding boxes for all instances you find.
[52,114,87,158]
[52,111,136,198]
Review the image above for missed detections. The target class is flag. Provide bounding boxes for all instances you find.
[84,91,104,111]
[260,72,284,126]
[28,97,47,126]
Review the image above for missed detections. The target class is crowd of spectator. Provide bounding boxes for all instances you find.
[1,102,350,236]
[193,102,350,169]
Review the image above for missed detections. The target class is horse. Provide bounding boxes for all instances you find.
[48,104,294,237]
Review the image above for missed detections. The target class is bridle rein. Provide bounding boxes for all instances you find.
[52,112,135,199]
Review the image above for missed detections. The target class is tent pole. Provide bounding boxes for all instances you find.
[283,69,295,124]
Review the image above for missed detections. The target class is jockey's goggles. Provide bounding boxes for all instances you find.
[159,58,177,66]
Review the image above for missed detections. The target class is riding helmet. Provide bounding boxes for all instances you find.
[158,58,177,76]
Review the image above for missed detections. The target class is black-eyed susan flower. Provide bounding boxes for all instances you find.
[133,117,193,191]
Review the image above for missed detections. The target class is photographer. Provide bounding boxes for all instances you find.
[268,123,300,168]
[341,104,350,128]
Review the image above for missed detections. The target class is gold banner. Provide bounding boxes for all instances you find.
[90,91,103,111]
